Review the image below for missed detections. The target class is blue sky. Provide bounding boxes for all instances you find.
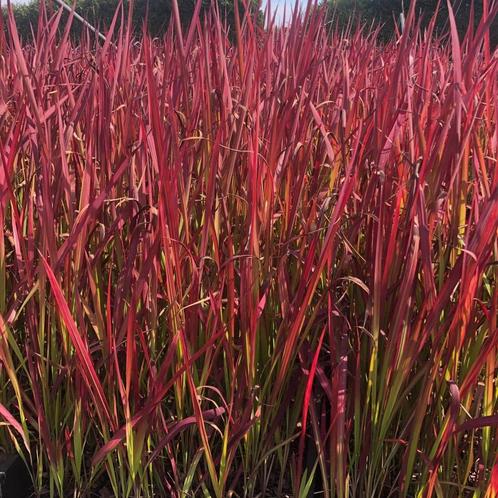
[263,0,305,23]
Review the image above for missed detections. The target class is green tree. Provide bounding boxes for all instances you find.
[326,0,498,44]
[4,0,260,42]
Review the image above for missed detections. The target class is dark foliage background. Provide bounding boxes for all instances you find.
[327,0,498,45]
[3,0,259,40]
[4,0,497,44]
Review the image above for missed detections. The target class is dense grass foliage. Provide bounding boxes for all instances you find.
[0,1,497,497]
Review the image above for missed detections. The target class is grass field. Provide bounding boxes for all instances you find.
[0,0,497,496]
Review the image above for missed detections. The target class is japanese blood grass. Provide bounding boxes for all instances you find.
[0,0,497,496]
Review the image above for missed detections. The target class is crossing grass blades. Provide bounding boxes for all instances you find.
[0,0,497,496]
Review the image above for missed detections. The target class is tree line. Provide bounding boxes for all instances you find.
[329,0,498,45]
[3,0,258,41]
[3,0,497,45]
